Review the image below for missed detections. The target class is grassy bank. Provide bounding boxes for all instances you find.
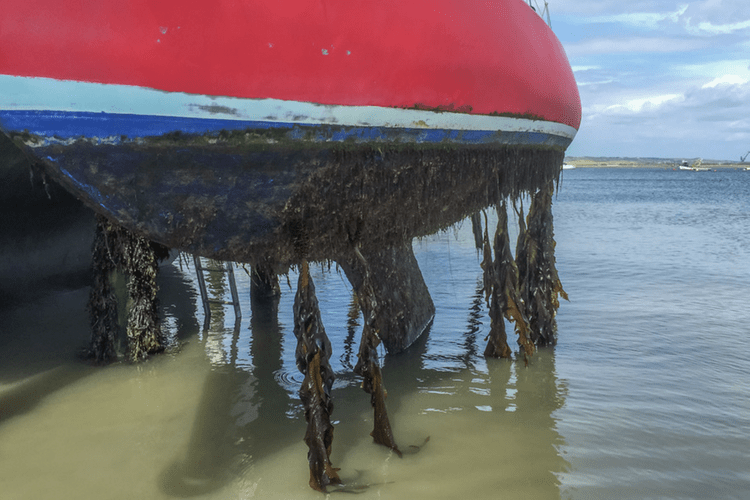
[565,157,749,169]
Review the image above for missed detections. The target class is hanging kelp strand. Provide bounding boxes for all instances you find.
[482,254,510,357]
[516,183,568,346]
[86,214,121,363]
[481,203,534,361]
[293,261,341,492]
[471,212,484,252]
[120,228,168,361]
[250,255,280,302]
[480,211,493,306]
[479,210,509,358]
[352,246,402,457]
[86,214,169,363]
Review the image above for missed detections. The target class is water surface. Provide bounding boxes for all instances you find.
[1,167,749,499]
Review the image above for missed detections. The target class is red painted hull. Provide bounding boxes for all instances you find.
[0,0,580,129]
[0,1,579,263]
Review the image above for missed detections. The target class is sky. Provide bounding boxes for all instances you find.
[546,0,750,160]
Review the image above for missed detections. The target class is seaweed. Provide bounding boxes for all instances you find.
[515,183,568,346]
[37,138,563,269]
[249,255,280,301]
[351,246,402,457]
[481,203,534,361]
[86,215,121,363]
[275,144,564,268]
[120,227,167,361]
[293,261,341,492]
[471,212,484,251]
[86,214,169,363]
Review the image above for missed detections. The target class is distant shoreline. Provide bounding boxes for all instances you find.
[564,158,749,170]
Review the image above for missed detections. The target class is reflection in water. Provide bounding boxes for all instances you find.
[6,170,750,498]
[161,268,297,497]
[160,260,569,498]
[510,351,568,495]
[1,246,570,499]
[340,293,360,372]
[160,322,249,496]
[0,365,93,423]
[462,280,484,366]
[158,263,202,347]
[377,279,569,498]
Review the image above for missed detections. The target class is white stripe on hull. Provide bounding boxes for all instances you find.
[0,75,578,141]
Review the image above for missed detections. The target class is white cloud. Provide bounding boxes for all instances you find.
[571,65,600,72]
[583,4,688,29]
[554,0,750,159]
[577,79,616,87]
[553,0,688,17]
[688,18,750,34]
[603,94,683,114]
[566,36,706,56]
[572,70,750,158]
[675,60,750,80]
[571,66,613,87]
[702,74,750,88]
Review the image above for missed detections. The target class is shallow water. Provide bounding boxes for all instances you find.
[2,167,749,499]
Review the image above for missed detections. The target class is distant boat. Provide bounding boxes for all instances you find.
[0,0,581,262]
[678,160,709,171]
[562,164,576,170]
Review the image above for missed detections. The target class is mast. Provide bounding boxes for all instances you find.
[528,0,552,26]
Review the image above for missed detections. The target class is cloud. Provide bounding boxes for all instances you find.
[571,65,600,72]
[571,66,616,87]
[702,74,750,88]
[555,0,750,159]
[582,4,688,29]
[578,79,616,87]
[685,0,750,29]
[687,18,750,35]
[556,1,750,37]
[566,36,706,56]
[552,0,683,16]
[587,75,750,121]
[674,59,750,81]
[606,94,684,113]
[572,76,750,158]
[685,77,750,110]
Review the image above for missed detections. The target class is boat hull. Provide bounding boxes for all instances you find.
[23,135,563,265]
[0,0,580,264]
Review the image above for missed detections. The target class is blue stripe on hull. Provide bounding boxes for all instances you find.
[0,110,571,148]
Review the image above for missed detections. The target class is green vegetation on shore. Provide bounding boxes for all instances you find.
[564,157,748,169]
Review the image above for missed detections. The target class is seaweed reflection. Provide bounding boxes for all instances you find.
[160,275,295,497]
[160,252,568,497]
[382,279,569,498]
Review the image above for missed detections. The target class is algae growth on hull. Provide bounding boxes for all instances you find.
[17,124,564,268]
